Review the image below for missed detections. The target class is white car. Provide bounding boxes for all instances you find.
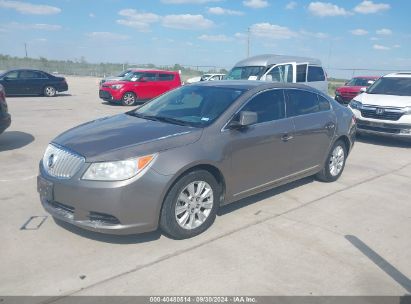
[186,73,225,84]
[348,72,411,138]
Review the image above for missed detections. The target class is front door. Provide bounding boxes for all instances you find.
[226,89,295,197]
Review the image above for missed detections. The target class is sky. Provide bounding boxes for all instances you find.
[0,0,410,78]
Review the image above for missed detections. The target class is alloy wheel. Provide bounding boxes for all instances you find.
[329,145,345,177]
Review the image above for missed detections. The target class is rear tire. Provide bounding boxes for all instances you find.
[43,86,56,97]
[316,140,347,182]
[121,92,137,106]
[160,170,220,239]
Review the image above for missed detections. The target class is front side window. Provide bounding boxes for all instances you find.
[226,66,266,80]
[267,64,293,83]
[367,77,411,96]
[124,72,145,81]
[131,85,245,127]
[296,64,307,82]
[240,90,286,123]
[4,71,19,79]
[286,89,323,117]
[307,66,325,82]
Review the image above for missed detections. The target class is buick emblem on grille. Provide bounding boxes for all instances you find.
[376,108,385,115]
[48,154,57,168]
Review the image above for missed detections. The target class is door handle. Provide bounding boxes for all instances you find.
[281,134,294,142]
[325,123,335,130]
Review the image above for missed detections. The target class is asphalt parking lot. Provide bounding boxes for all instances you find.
[1,76,411,297]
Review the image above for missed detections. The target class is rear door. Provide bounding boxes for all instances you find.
[136,72,158,99]
[157,73,176,95]
[307,66,328,94]
[19,70,48,94]
[226,89,296,197]
[285,89,336,173]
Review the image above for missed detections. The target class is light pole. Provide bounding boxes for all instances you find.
[247,27,251,57]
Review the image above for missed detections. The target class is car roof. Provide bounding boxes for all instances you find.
[5,68,48,73]
[189,80,322,92]
[383,72,411,78]
[130,69,178,74]
[353,76,380,79]
[233,54,322,67]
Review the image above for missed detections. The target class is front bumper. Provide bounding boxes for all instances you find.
[37,164,173,235]
[356,119,411,138]
[0,113,11,134]
[99,89,121,102]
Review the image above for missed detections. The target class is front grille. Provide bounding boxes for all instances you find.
[42,144,84,179]
[47,201,75,219]
[361,107,404,121]
[99,90,112,99]
[89,211,120,226]
[358,124,401,134]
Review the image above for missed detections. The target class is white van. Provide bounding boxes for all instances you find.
[226,54,328,94]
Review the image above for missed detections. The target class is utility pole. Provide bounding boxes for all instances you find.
[247,27,251,58]
[24,43,28,57]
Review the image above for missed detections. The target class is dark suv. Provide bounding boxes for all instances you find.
[0,84,11,134]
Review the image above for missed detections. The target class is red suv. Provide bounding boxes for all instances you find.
[99,70,182,106]
[335,76,379,104]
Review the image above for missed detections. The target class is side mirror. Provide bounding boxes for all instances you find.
[139,77,148,82]
[228,111,257,129]
[360,87,367,93]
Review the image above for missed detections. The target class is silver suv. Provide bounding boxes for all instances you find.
[38,81,356,239]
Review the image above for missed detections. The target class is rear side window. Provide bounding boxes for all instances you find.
[317,95,331,111]
[4,71,19,79]
[307,66,325,82]
[286,89,324,117]
[296,64,307,82]
[159,73,175,81]
[143,73,157,81]
[241,90,286,123]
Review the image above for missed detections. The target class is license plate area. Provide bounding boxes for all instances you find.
[37,176,54,201]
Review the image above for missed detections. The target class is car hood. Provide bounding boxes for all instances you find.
[52,114,202,162]
[103,76,123,82]
[336,86,363,93]
[102,80,129,86]
[354,93,411,108]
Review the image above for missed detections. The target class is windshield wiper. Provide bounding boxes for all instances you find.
[127,112,190,126]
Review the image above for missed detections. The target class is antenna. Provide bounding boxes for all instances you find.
[247,27,251,58]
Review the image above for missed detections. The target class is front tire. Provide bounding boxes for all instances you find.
[121,92,137,106]
[43,86,56,97]
[160,170,220,239]
[316,140,347,182]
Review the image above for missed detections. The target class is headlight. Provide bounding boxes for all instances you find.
[111,84,124,90]
[82,154,156,181]
[335,91,341,96]
[404,107,411,115]
[349,100,362,110]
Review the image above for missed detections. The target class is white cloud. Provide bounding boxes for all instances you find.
[354,1,390,14]
[208,7,244,15]
[243,0,269,9]
[308,2,351,16]
[376,28,392,35]
[350,29,368,36]
[285,1,297,9]
[117,9,160,32]
[300,30,328,39]
[0,0,60,15]
[86,32,130,40]
[7,22,62,31]
[89,13,95,18]
[251,23,298,39]
[373,44,390,50]
[198,34,232,42]
[161,0,221,3]
[162,14,214,30]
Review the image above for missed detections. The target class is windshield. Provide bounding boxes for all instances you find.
[226,66,266,80]
[347,78,375,87]
[117,70,132,77]
[367,77,411,96]
[123,72,145,81]
[130,85,246,127]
